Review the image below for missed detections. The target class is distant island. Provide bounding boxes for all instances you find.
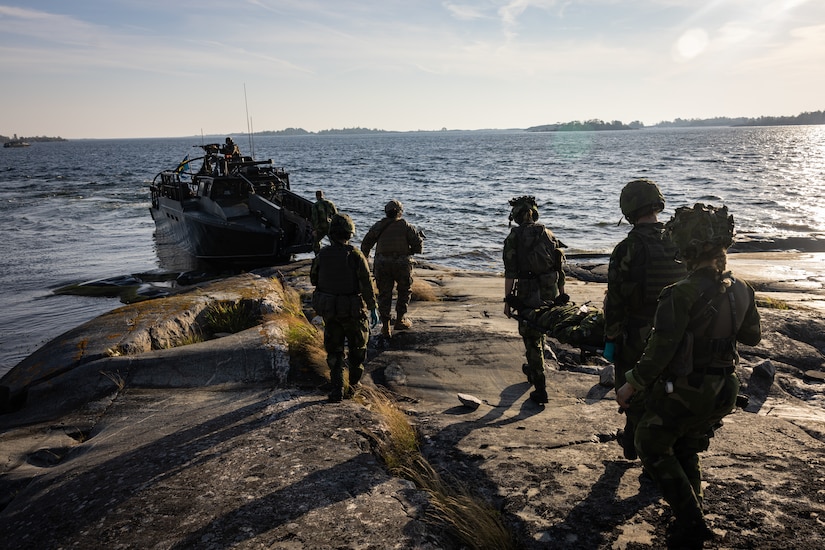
[254,109,825,136]
[0,133,67,144]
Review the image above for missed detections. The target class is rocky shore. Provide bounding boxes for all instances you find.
[1,253,824,549]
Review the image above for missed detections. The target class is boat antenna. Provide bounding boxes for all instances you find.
[244,83,255,157]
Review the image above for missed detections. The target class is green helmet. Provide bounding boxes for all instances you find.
[385,199,403,217]
[665,203,734,262]
[620,179,665,223]
[508,195,539,225]
[328,213,355,241]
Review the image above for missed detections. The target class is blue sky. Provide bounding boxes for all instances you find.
[1,0,823,138]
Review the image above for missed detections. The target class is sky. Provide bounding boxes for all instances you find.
[1,0,823,139]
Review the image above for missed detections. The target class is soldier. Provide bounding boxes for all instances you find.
[616,204,761,545]
[361,199,423,339]
[311,190,338,254]
[311,214,378,403]
[221,137,240,157]
[503,196,566,404]
[604,179,687,459]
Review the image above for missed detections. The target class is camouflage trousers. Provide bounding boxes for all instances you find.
[635,372,739,524]
[518,320,546,389]
[312,228,329,254]
[373,255,413,322]
[323,315,370,394]
[614,326,650,438]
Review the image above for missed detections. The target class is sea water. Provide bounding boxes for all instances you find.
[1,126,824,376]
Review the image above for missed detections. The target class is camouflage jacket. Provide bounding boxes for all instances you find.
[503,222,565,306]
[311,199,337,232]
[604,222,686,340]
[310,242,376,310]
[361,217,422,258]
[625,266,761,390]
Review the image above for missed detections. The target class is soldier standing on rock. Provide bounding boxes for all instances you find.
[603,179,687,459]
[616,203,761,546]
[502,196,567,405]
[361,199,423,339]
[311,214,378,403]
[311,190,338,255]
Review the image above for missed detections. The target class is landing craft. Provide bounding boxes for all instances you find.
[149,143,314,266]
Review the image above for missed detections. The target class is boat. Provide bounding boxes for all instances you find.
[3,137,30,148]
[150,143,314,265]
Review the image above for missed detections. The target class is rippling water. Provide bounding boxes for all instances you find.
[1,126,824,375]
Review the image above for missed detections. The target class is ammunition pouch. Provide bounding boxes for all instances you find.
[312,291,365,319]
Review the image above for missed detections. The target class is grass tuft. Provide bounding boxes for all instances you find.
[203,300,261,334]
[360,386,515,549]
[411,279,438,302]
[756,295,791,310]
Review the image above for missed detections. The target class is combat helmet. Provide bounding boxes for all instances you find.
[328,213,355,241]
[665,203,734,263]
[620,179,665,224]
[508,195,539,226]
[385,199,403,217]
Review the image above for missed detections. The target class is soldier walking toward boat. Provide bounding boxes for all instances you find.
[603,179,687,459]
[502,195,567,404]
[361,199,423,339]
[616,203,761,546]
[310,214,378,403]
[311,190,338,254]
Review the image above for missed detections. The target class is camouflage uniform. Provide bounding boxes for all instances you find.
[625,266,761,532]
[311,196,338,254]
[311,241,376,401]
[605,222,686,454]
[360,213,423,329]
[503,220,565,397]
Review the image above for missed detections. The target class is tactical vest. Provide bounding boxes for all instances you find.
[627,226,686,320]
[312,245,365,319]
[376,219,416,255]
[668,275,752,376]
[316,245,358,294]
[515,223,559,278]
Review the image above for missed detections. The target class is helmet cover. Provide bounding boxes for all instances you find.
[328,213,355,240]
[620,179,665,223]
[665,203,734,261]
[385,199,403,216]
[508,195,539,225]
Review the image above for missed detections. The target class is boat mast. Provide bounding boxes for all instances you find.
[244,84,255,157]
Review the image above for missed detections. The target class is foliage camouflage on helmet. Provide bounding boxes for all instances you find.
[384,199,403,216]
[328,213,355,240]
[665,203,734,261]
[620,179,665,223]
[508,195,539,225]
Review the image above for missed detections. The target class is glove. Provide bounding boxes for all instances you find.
[603,341,615,362]
[370,309,379,328]
[553,293,570,306]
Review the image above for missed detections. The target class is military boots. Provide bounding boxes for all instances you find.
[381,321,392,338]
[529,372,549,404]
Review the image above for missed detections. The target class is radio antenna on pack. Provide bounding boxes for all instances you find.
[244,84,255,157]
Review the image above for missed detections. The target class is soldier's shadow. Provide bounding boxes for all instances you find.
[545,460,661,546]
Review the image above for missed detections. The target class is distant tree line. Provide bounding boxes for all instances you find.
[257,126,389,136]
[0,133,67,143]
[654,110,825,127]
[254,109,825,136]
[526,119,638,132]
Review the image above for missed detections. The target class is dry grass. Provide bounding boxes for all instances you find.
[360,386,516,550]
[756,295,791,310]
[411,279,439,302]
[99,370,126,391]
[274,284,328,380]
[203,300,261,334]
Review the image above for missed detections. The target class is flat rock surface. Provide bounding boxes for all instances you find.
[1,253,825,549]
